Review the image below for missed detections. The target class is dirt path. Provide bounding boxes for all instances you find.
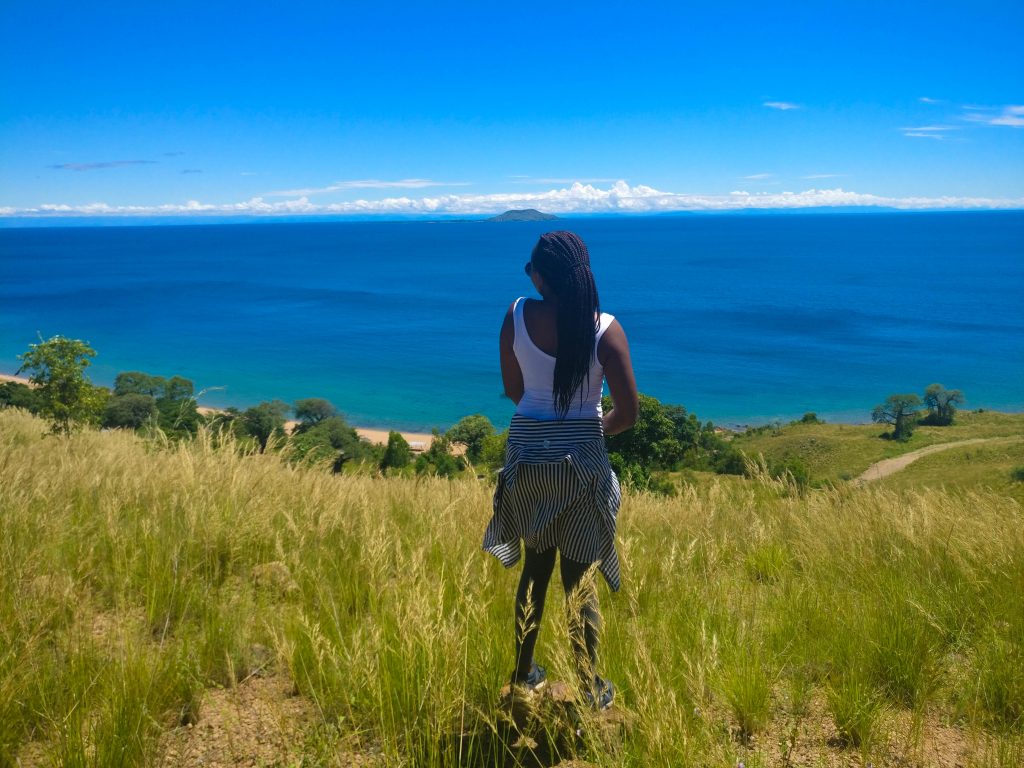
[855,436,1022,484]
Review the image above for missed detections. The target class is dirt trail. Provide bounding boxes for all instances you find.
[855,436,1022,484]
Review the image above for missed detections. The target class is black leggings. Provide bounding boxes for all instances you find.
[514,546,600,686]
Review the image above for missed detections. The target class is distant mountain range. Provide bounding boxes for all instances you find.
[486,209,559,222]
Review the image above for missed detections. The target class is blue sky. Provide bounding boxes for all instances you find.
[1,1,1022,217]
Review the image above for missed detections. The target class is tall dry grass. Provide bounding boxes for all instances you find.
[1,407,1021,766]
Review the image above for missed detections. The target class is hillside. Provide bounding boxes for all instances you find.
[1,408,1022,767]
[731,409,1024,485]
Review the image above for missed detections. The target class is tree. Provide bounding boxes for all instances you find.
[445,414,495,464]
[605,393,681,469]
[155,375,200,435]
[290,415,372,466]
[294,398,338,430]
[380,431,412,470]
[0,381,41,412]
[240,400,290,452]
[114,371,165,397]
[871,393,922,441]
[103,393,158,429]
[415,430,465,477]
[922,383,964,426]
[16,336,106,434]
[480,429,509,473]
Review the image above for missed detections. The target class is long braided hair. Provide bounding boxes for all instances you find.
[530,231,601,418]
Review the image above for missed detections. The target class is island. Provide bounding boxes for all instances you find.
[486,208,559,222]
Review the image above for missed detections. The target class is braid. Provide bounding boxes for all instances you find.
[531,231,601,419]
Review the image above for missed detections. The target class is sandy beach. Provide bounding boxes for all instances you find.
[6,373,435,450]
[195,405,435,450]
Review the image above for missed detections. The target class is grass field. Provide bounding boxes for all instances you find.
[875,438,1024,503]
[730,410,1024,485]
[1,407,1023,767]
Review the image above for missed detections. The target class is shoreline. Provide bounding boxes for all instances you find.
[2,373,435,449]
[6,371,1022,436]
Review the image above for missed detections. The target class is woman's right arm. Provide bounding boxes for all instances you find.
[599,320,639,436]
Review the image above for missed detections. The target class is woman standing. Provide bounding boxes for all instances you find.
[483,231,638,710]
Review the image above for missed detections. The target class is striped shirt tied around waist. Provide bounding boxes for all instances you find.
[482,415,622,591]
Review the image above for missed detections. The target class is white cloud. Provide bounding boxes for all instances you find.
[919,96,943,104]
[991,105,1024,127]
[904,132,945,139]
[902,125,958,132]
[741,174,774,181]
[961,104,1024,127]
[801,173,844,179]
[266,178,470,196]
[6,181,1023,218]
[763,101,800,110]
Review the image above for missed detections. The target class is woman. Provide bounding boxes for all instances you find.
[482,231,638,710]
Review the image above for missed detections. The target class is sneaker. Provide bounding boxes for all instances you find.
[584,676,615,710]
[511,662,547,691]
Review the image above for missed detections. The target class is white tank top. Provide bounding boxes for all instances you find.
[512,296,616,420]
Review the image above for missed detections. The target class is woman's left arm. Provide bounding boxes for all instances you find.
[500,302,524,404]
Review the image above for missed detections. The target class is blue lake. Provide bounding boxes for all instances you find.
[1,212,1022,431]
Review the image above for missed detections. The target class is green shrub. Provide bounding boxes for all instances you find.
[414,431,465,477]
[290,415,373,466]
[380,431,412,470]
[0,381,40,412]
[103,393,158,429]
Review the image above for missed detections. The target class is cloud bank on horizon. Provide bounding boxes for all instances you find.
[3,180,1022,218]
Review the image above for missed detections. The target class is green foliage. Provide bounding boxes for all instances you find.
[239,400,290,453]
[102,393,158,430]
[605,393,682,468]
[712,444,747,475]
[1012,466,1024,483]
[0,381,41,412]
[479,429,509,474]
[603,393,737,481]
[380,431,412,470]
[414,430,465,477]
[872,393,922,441]
[115,370,199,435]
[114,371,166,397]
[290,415,373,467]
[921,383,964,426]
[162,375,194,403]
[647,472,678,496]
[16,335,105,434]
[445,413,495,464]
[293,398,338,429]
[768,456,811,488]
[798,411,824,424]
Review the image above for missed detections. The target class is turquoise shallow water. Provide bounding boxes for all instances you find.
[1,212,1022,431]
